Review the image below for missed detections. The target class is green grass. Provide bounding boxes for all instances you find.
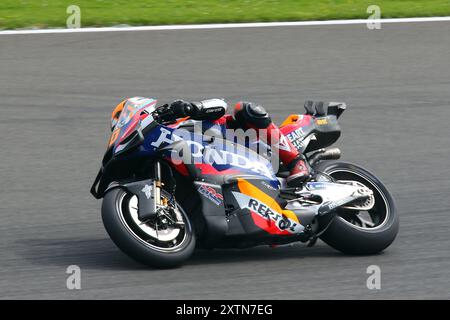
[1,0,449,30]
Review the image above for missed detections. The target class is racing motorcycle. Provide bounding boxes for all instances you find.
[91,97,398,268]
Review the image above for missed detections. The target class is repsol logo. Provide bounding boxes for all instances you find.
[248,198,299,232]
[232,191,304,234]
[248,199,277,219]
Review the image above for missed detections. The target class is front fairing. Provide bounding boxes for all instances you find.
[93,101,280,198]
[90,98,158,198]
[109,97,158,155]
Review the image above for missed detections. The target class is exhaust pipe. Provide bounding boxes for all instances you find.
[309,147,341,165]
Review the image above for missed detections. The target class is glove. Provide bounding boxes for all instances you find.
[170,100,196,118]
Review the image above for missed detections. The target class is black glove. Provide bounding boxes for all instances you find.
[170,100,196,118]
[155,100,195,124]
[156,99,225,123]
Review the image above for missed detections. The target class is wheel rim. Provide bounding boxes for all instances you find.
[327,168,390,231]
[116,190,191,253]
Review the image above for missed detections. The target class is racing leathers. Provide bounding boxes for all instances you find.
[166,99,310,186]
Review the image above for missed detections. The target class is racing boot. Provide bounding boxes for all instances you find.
[264,123,311,187]
[285,155,310,187]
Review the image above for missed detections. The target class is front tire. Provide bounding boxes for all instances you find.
[102,188,196,268]
[315,161,399,255]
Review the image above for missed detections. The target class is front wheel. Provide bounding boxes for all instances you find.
[101,188,196,268]
[314,161,399,255]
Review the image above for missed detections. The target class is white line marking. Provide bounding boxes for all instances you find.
[1,17,450,35]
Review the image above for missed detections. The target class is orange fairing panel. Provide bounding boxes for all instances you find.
[173,116,190,126]
[111,100,126,127]
[280,114,301,128]
[236,179,303,235]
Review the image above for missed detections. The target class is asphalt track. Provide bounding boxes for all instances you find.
[0,22,449,299]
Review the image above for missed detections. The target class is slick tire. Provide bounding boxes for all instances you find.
[102,188,196,268]
[315,161,399,255]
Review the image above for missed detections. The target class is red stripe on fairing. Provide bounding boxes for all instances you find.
[194,163,240,175]
[173,163,189,176]
[166,161,240,177]
[164,157,190,176]
[212,115,232,125]
[118,116,139,144]
[250,211,290,235]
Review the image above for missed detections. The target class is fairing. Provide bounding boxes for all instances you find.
[109,97,158,154]
[140,124,280,187]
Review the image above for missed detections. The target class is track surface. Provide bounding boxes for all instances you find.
[1,22,449,299]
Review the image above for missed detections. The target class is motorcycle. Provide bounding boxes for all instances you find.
[91,97,398,268]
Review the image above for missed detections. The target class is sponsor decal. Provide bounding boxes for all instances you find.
[150,128,275,179]
[198,184,224,206]
[109,128,120,146]
[286,128,306,150]
[318,196,354,215]
[316,118,328,125]
[286,128,304,142]
[261,181,278,190]
[205,107,222,113]
[141,184,153,199]
[232,191,304,234]
[306,182,327,190]
[286,129,316,151]
[276,135,291,152]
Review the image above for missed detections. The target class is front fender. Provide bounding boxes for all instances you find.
[105,179,158,221]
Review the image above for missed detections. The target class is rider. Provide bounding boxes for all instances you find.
[164,99,311,186]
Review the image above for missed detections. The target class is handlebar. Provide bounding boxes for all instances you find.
[152,101,195,124]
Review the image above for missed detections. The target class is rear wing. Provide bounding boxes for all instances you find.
[303,101,346,119]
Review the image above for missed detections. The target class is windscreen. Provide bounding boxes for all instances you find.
[108,97,157,150]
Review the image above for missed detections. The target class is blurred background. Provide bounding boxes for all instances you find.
[1,0,450,29]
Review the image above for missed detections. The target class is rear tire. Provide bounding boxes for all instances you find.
[102,188,196,268]
[315,161,399,255]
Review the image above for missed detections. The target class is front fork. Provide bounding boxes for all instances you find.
[148,160,182,227]
[154,160,164,207]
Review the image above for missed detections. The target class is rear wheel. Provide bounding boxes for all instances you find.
[314,161,399,255]
[102,188,196,268]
